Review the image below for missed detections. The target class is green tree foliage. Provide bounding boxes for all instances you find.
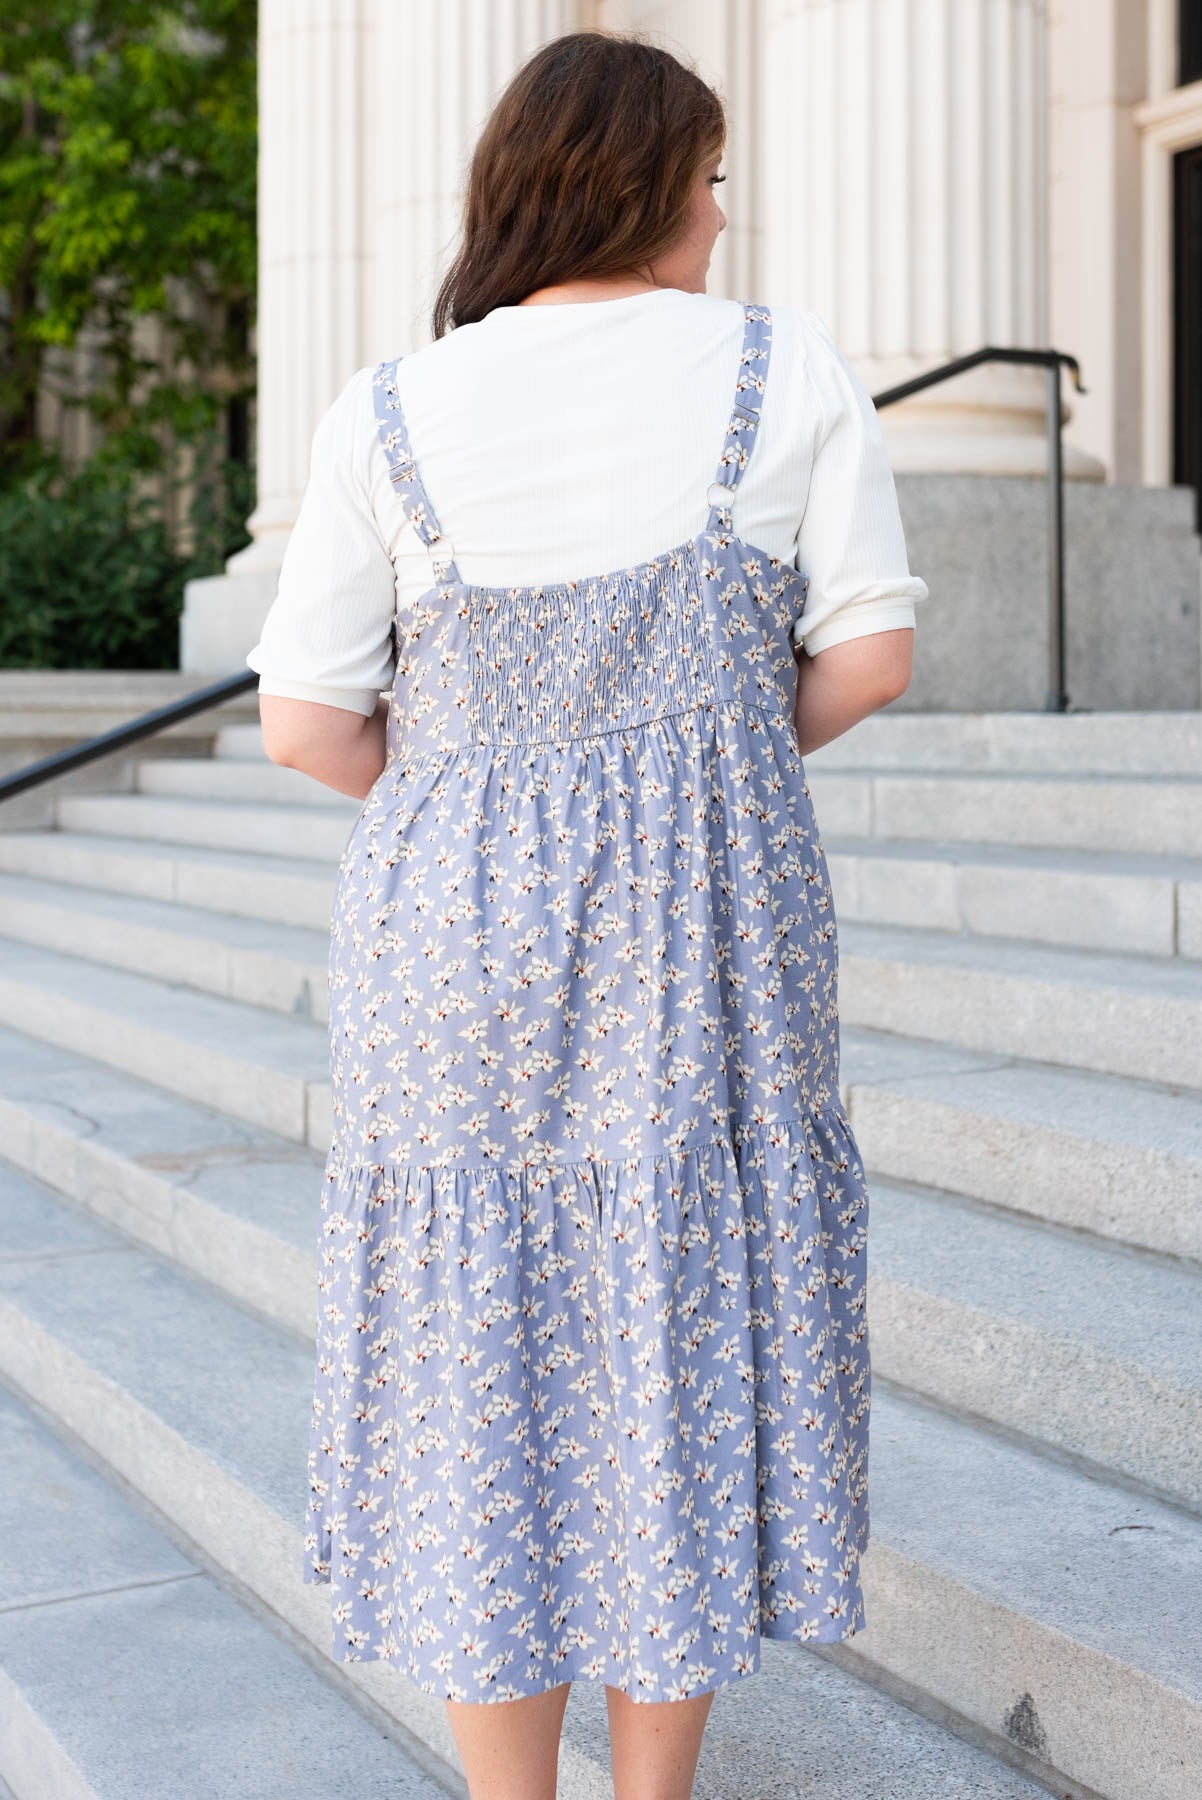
[0,1,256,666]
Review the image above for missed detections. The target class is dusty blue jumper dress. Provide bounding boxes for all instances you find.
[303,300,872,1705]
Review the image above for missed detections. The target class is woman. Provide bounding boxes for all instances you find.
[246,28,927,1800]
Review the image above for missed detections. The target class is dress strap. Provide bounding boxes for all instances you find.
[705,303,773,535]
[370,357,462,586]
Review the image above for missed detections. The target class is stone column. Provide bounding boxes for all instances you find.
[591,0,766,299]
[757,0,1100,477]
[182,0,582,672]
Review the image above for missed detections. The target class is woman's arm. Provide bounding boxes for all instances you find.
[260,692,390,800]
[792,624,913,758]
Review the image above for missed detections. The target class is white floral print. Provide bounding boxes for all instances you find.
[302,303,871,1707]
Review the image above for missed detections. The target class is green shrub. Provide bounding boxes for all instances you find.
[0,439,252,670]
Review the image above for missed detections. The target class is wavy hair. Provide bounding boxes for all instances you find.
[431,31,725,337]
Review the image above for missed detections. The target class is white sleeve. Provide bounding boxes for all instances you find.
[244,365,398,717]
[789,310,929,659]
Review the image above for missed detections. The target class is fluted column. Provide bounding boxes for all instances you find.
[757,0,1099,477]
[596,0,766,299]
[363,0,584,353]
[185,0,582,667]
[235,0,582,568]
[229,0,368,573]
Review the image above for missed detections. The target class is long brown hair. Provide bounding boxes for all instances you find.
[431,31,725,338]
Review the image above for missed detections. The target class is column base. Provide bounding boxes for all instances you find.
[866,359,1107,480]
[179,565,282,676]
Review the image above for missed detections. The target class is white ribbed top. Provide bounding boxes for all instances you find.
[246,288,930,716]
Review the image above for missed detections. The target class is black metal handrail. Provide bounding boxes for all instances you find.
[0,343,1085,808]
[873,346,1085,715]
[0,668,259,806]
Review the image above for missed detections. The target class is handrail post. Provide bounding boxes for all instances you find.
[1045,360,1070,713]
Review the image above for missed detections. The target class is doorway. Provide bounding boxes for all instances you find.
[1174,141,1202,531]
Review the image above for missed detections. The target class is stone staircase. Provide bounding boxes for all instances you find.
[0,708,1199,1800]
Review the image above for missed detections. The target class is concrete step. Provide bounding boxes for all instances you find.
[4,846,1197,1105]
[803,709,1202,777]
[2,1000,1194,1533]
[0,1023,322,1339]
[53,791,357,862]
[0,1385,457,1800]
[0,917,1195,1274]
[16,805,1196,971]
[806,765,1202,858]
[2,1011,1196,1520]
[0,1357,1051,1800]
[870,1178,1202,1511]
[0,827,336,930]
[840,920,1202,1091]
[826,833,1202,960]
[0,937,329,1147]
[135,752,352,809]
[0,871,330,1022]
[841,1027,1202,1264]
[210,711,1202,779]
[0,1173,1191,1800]
[214,721,274,762]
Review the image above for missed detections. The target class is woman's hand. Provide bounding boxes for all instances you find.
[258,692,390,800]
[792,626,913,757]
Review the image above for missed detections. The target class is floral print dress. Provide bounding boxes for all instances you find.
[303,301,872,1706]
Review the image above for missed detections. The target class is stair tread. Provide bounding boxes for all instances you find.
[3,1172,1198,1711]
[800,710,1202,779]
[0,945,1196,1175]
[814,766,1202,789]
[871,1179,1202,1384]
[137,756,356,808]
[0,1383,1058,1800]
[0,1385,454,1799]
[0,935,327,1077]
[5,1013,1201,1319]
[59,788,355,820]
[0,1022,322,1251]
[841,1026,1202,1154]
[842,917,1202,998]
[0,825,337,884]
[0,868,332,958]
[825,832,1202,880]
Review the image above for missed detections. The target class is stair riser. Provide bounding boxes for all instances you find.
[828,849,1195,960]
[0,1675,92,1800]
[1183,888,1202,960]
[808,771,1202,858]
[0,894,328,1025]
[0,974,324,1147]
[847,1084,1202,1265]
[0,1300,1188,1800]
[5,888,1193,1099]
[10,1051,1195,1516]
[54,796,354,863]
[802,713,1202,777]
[136,760,350,809]
[0,1089,314,1341]
[8,1060,1198,1474]
[0,834,333,931]
[840,954,1202,1091]
[8,820,1200,969]
[837,1544,1201,1800]
[870,1280,1202,1512]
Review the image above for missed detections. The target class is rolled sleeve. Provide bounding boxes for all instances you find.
[245,364,398,716]
[789,311,929,658]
